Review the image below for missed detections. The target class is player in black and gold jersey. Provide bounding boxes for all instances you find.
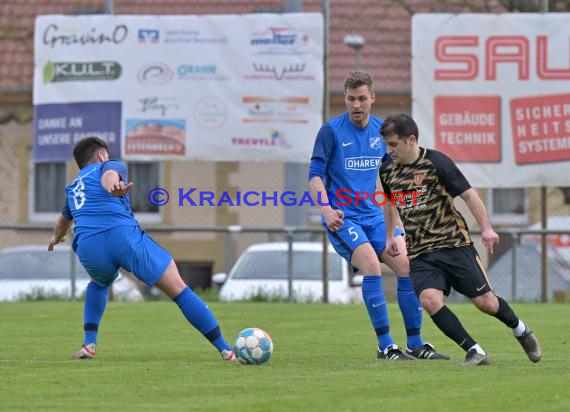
[379,113,541,366]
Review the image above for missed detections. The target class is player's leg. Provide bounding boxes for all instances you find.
[463,247,541,363]
[154,259,234,359]
[370,222,447,359]
[122,226,235,360]
[328,220,412,360]
[379,231,424,351]
[73,230,120,359]
[413,251,489,365]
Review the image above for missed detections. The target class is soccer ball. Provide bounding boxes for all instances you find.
[233,327,273,365]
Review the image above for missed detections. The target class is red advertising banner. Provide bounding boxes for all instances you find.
[434,96,501,162]
[510,93,570,165]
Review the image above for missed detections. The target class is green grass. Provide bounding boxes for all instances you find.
[0,302,569,412]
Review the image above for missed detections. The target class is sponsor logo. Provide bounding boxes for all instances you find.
[241,96,310,124]
[232,129,291,148]
[342,141,354,147]
[345,156,382,171]
[138,29,160,43]
[42,24,128,48]
[193,96,228,129]
[250,27,309,55]
[43,61,121,83]
[138,63,174,85]
[177,64,230,81]
[244,62,315,81]
[138,97,180,117]
[162,29,227,44]
[125,118,186,156]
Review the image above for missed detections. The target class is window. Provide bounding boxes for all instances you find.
[487,188,529,225]
[29,161,67,222]
[29,158,162,222]
[127,161,162,222]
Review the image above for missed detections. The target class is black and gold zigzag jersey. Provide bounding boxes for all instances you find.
[379,147,472,260]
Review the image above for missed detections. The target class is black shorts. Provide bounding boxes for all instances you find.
[410,245,492,298]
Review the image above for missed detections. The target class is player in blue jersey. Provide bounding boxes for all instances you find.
[309,71,449,360]
[48,137,236,362]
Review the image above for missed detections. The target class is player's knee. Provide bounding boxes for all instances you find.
[351,255,380,274]
[419,290,444,315]
[472,292,498,314]
[358,260,381,275]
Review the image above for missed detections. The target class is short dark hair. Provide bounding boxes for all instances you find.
[73,137,109,169]
[344,71,374,94]
[380,113,419,142]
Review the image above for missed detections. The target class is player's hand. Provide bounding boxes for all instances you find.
[110,181,134,197]
[481,228,499,254]
[48,236,65,251]
[385,237,400,257]
[324,209,344,232]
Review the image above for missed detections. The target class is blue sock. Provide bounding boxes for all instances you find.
[174,287,231,353]
[83,281,109,346]
[397,277,424,350]
[362,275,394,351]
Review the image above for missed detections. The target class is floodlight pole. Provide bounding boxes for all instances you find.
[322,0,330,121]
[343,34,365,71]
[539,0,548,303]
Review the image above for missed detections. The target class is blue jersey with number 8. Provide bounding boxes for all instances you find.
[62,160,138,250]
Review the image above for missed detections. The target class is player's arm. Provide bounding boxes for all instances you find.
[309,175,343,231]
[48,213,72,251]
[459,188,499,254]
[379,161,399,256]
[49,198,74,250]
[308,124,344,231]
[101,161,134,197]
[431,149,499,254]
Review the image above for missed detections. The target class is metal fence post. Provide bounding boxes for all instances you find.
[287,230,294,302]
[70,245,76,301]
[322,231,329,304]
[511,231,518,302]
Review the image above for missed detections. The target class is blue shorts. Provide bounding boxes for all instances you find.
[75,225,172,287]
[325,215,405,265]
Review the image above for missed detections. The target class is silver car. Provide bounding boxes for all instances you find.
[0,244,143,301]
[213,242,363,303]
[0,245,90,301]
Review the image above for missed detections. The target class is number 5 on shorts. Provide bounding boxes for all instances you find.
[348,226,358,241]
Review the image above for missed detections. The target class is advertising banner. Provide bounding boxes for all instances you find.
[412,13,570,187]
[34,14,324,162]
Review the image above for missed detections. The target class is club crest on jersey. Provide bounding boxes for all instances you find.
[413,173,425,187]
[369,136,382,150]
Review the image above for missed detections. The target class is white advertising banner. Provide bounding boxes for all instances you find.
[34,14,323,162]
[412,13,570,187]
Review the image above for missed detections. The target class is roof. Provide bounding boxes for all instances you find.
[0,0,415,94]
[2,1,566,95]
[246,242,337,253]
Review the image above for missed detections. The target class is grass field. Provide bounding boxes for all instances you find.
[1,302,569,411]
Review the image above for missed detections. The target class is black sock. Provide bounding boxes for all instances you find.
[493,296,519,328]
[431,305,476,351]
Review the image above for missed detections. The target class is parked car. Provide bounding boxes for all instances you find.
[213,242,363,303]
[0,245,142,301]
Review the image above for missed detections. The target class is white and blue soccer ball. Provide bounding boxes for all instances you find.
[233,327,273,365]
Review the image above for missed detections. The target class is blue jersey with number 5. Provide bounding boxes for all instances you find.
[62,160,138,249]
[311,112,389,218]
